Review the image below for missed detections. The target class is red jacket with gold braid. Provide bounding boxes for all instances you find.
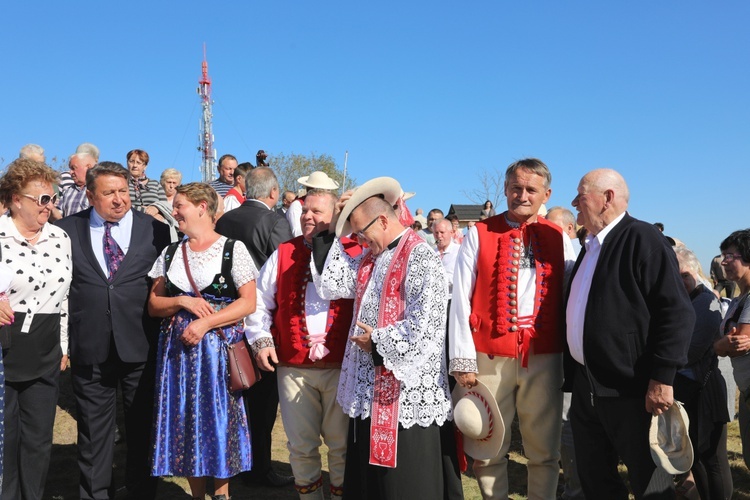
[270,236,359,366]
[469,214,565,361]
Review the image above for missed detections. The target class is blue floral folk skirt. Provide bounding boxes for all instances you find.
[151,308,252,478]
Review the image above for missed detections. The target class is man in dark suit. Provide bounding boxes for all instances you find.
[56,162,172,500]
[215,166,294,487]
[564,168,694,499]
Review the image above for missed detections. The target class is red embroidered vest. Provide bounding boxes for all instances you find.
[270,236,358,365]
[469,214,565,359]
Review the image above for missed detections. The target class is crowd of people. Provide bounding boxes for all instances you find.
[0,143,747,500]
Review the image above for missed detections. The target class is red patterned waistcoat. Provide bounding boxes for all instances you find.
[271,236,358,366]
[469,214,565,363]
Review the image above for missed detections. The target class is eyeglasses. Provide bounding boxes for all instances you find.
[356,215,382,239]
[722,253,744,263]
[21,193,58,206]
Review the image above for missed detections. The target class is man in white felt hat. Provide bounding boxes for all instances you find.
[309,177,462,499]
[287,171,339,237]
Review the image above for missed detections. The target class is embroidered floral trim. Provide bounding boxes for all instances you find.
[295,476,323,493]
[330,484,344,496]
[250,336,275,356]
[449,358,478,375]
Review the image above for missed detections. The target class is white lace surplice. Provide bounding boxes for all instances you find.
[149,236,258,291]
[311,236,453,429]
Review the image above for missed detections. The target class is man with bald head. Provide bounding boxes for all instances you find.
[565,168,694,499]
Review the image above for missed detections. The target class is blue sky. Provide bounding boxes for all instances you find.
[2,1,748,269]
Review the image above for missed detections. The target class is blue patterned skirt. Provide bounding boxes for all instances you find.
[151,308,252,478]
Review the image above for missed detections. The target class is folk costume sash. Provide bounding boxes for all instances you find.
[355,229,422,468]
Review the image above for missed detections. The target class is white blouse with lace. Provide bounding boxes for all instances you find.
[311,235,452,429]
[148,236,258,292]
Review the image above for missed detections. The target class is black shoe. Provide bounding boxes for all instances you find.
[264,469,294,487]
[243,469,294,487]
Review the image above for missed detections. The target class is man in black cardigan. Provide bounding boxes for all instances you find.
[564,168,694,499]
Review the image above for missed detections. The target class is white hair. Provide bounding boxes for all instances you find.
[75,143,100,162]
[19,143,44,160]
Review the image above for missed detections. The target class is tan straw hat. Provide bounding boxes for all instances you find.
[649,401,694,475]
[451,380,504,460]
[297,171,339,190]
[335,177,402,237]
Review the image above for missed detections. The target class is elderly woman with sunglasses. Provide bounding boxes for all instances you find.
[0,158,72,500]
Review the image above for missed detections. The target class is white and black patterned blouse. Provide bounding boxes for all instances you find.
[0,215,72,378]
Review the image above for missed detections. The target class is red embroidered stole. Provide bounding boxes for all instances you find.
[355,229,422,468]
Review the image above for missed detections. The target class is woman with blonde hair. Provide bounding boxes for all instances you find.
[0,158,72,499]
[148,182,257,500]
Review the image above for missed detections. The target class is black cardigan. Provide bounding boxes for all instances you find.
[563,213,695,398]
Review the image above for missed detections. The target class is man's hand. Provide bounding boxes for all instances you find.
[60,354,69,371]
[256,347,278,372]
[645,379,674,415]
[350,321,372,353]
[454,371,478,388]
[330,189,355,231]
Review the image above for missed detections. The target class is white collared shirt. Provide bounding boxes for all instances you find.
[566,211,626,365]
[89,209,133,276]
[436,240,461,297]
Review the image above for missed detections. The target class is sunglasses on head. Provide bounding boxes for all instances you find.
[21,193,58,206]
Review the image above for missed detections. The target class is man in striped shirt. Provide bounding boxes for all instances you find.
[209,154,237,197]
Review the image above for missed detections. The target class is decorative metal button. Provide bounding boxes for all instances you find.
[512,253,520,258]
[509,293,516,298]
[512,260,519,265]
[511,309,517,314]
[510,300,517,306]
[511,325,518,332]
[511,317,517,323]
[509,276,517,282]
[511,267,518,273]
[513,245,521,251]
[509,284,517,290]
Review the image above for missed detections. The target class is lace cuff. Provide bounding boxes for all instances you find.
[449,357,477,375]
[250,336,275,356]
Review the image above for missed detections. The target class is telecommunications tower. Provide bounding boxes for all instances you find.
[197,44,217,182]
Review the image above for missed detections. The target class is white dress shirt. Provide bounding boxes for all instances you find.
[566,211,626,365]
[286,199,303,237]
[89,209,133,276]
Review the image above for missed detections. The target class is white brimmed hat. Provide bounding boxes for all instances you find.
[335,177,402,237]
[649,401,694,475]
[297,171,339,190]
[451,380,504,460]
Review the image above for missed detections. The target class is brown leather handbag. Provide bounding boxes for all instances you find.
[182,242,261,392]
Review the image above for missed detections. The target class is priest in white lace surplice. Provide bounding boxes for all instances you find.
[310,178,459,500]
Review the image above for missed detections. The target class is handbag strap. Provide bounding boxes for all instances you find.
[181,241,229,343]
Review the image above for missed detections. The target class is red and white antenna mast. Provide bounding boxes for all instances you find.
[197,43,216,182]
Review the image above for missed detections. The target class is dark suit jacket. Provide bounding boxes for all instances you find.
[215,199,293,269]
[55,208,172,365]
[563,213,694,397]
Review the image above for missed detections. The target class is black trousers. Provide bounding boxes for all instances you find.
[72,346,157,500]
[2,363,59,500]
[243,367,279,477]
[570,365,675,500]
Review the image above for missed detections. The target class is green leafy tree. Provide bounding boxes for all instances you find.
[268,152,355,195]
